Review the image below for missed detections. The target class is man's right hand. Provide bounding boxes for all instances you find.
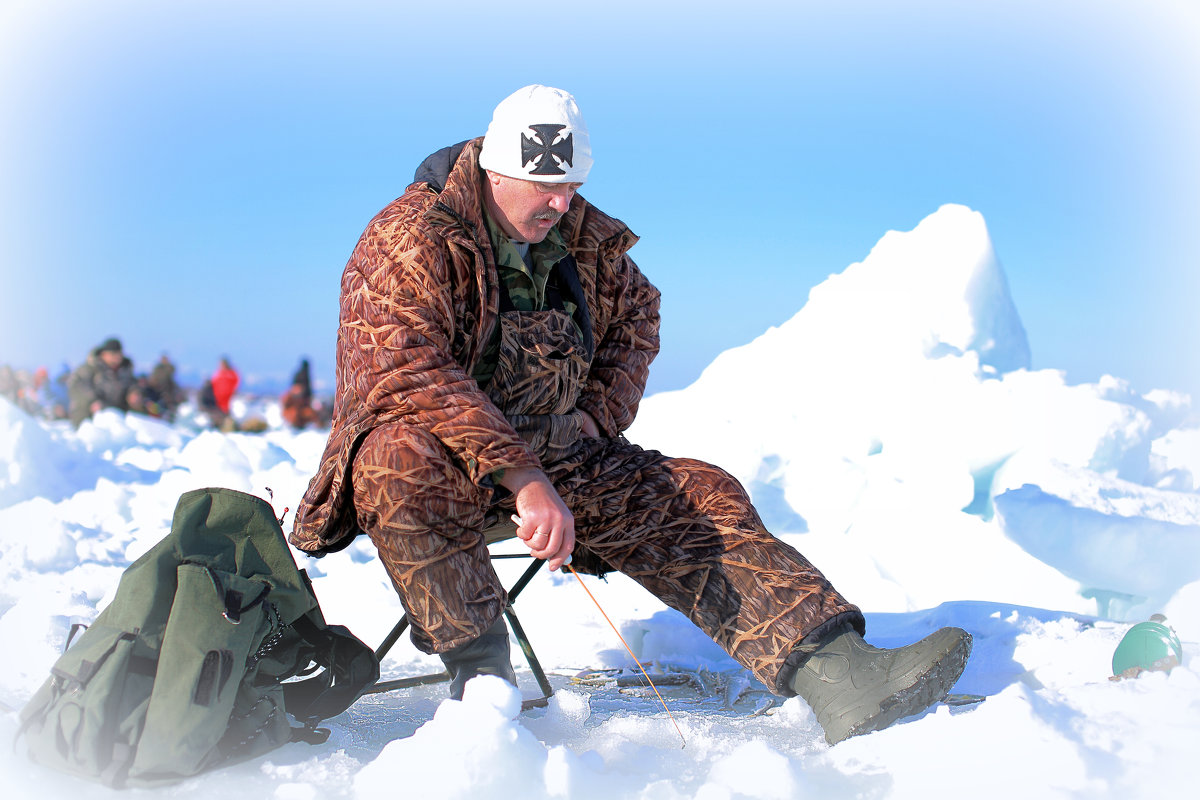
[499,466,575,571]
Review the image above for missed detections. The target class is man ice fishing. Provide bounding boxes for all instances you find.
[291,84,971,745]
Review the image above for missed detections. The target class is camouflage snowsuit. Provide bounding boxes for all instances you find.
[291,139,863,694]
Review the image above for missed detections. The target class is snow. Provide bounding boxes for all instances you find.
[2,204,1197,798]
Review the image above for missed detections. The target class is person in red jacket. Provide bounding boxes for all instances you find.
[210,358,239,416]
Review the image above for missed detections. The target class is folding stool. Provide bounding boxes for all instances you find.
[360,517,555,710]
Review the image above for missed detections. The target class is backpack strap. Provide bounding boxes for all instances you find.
[276,570,378,728]
[281,612,379,725]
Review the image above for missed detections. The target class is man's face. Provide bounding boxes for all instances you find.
[99,349,123,369]
[484,171,581,243]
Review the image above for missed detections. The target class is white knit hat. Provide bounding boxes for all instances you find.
[478,85,592,183]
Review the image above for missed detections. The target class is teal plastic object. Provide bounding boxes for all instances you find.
[1112,615,1184,678]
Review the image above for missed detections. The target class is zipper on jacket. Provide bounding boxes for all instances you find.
[430,199,501,383]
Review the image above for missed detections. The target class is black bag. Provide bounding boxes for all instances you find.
[18,487,379,787]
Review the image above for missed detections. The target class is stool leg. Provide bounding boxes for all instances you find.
[504,604,553,701]
[375,616,410,662]
[505,556,546,600]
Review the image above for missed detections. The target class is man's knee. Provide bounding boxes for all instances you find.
[658,456,757,521]
[351,422,488,532]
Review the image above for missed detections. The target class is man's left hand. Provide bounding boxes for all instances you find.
[577,409,601,438]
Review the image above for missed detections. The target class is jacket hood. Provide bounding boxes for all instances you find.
[413,140,471,194]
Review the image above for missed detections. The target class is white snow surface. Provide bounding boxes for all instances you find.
[2,205,1197,798]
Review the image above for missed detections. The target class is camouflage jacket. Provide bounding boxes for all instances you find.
[291,138,661,553]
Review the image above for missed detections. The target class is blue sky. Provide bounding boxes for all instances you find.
[2,0,1197,404]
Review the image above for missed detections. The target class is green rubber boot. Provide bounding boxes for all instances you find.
[790,625,972,745]
[440,616,518,700]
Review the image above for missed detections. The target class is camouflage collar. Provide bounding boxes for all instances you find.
[483,205,568,277]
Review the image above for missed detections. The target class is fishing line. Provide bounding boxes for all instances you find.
[565,562,686,748]
[511,514,686,748]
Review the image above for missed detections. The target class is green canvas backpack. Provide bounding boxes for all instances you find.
[17,487,379,788]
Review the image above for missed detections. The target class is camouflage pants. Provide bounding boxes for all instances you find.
[350,423,863,694]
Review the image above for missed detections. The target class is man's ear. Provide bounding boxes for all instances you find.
[484,170,503,187]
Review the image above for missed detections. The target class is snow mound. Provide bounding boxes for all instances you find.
[630,205,1198,621]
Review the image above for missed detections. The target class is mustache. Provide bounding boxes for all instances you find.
[534,210,562,222]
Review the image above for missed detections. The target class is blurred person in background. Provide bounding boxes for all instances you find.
[281,357,317,429]
[203,357,240,431]
[67,338,141,426]
[143,353,184,419]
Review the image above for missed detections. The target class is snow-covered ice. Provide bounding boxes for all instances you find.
[2,205,1196,799]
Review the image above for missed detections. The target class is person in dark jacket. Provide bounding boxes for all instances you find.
[67,338,140,426]
[143,353,183,419]
[292,86,971,745]
[291,358,313,405]
[281,358,317,429]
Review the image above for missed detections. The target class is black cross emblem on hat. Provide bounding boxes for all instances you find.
[520,124,574,176]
